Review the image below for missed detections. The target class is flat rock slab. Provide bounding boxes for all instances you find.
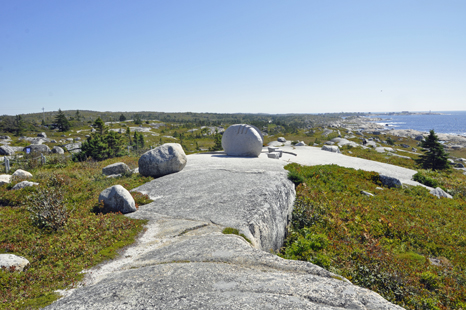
[45,153,402,310]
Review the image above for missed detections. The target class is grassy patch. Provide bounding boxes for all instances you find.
[222,227,252,244]
[281,163,466,310]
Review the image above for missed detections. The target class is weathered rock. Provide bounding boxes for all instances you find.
[375,147,395,153]
[450,145,463,150]
[324,141,335,145]
[0,254,30,272]
[51,146,65,154]
[50,140,57,143]
[401,144,410,148]
[98,185,136,214]
[379,175,402,188]
[138,143,187,177]
[63,142,82,153]
[24,144,50,154]
[430,187,453,199]
[66,138,74,142]
[277,137,286,142]
[102,162,130,176]
[37,132,47,138]
[0,145,14,156]
[295,141,306,146]
[0,135,10,140]
[0,175,12,185]
[12,169,32,179]
[321,145,341,153]
[415,135,424,141]
[456,163,465,168]
[221,124,263,157]
[75,137,81,141]
[361,190,374,197]
[12,181,39,190]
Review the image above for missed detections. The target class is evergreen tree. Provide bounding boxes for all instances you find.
[126,127,132,145]
[14,115,26,136]
[416,129,449,170]
[75,110,81,121]
[209,130,223,151]
[119,114,126,122]
[55,109,71,132]
[75,130,125,161]
[133,131,139,149]
[138,133,145,148]
[134,115,142,125]
[94,117,105,135]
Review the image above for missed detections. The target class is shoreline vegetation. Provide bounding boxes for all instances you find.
[1,110,466,309]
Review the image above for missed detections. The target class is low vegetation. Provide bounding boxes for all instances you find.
[281,163,466,309]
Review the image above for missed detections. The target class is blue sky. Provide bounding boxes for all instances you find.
[1,1,465,115]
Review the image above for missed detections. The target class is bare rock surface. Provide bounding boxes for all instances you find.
[222,124,263,157]
[45,153,401,310]
[138,143,187,177]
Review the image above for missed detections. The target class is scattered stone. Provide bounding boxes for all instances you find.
[458,158,466,162]
[24,144,51,154]
[456,163,465,168]
[66,138,74,142]
[361,190,374,197]
[50,140,57,143]
[379,175,402,188]
[324,141,335,145]
[430,187,453,199]
[415,135,424,141]
[222,124,263,157]
[354,131,362,136]
[400,144,410,148]
[138,143,187,177]
[102,162,130,176]
[75,137,81,141]
[375,147,394,153]
[37,132,47,138]
[0,254,30,272]
[51,146,65,154]
[0,146,15,156]
[376,187,384,190]
[411,147,417,152]
[12,181,39,190]
[12,169,32,179]
[98,185,136,214]
[277,137,286,143]
[450,145,463,150]
[0,175,12,185]
[0,135,10,140]
[295,141,306,146]
[63,142,82,153]
[372,131,381,135]
[448,159,455,164]
[321,145,341,153]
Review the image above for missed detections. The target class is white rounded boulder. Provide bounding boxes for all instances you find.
[222,124,263,157]
[138,143,187,178]
[98,185,136,214]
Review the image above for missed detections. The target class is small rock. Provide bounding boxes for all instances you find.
[139,143,187,178]
[63,142,82,152]
[50,140,57,143]
[0,146,15,156]
[0,254,30,272]
[267,153,280,159]
[0,175,12,185]
[321,145,341,153]
[456,163,465,168]
[51,146,65,154]
[66,138,74,142]
[415,135,424,141]
[450,145,462,150]
[295,141,306,146]
[37,132,47,138]
[12,169,33,179]
[0,135,11,140]
[24,144,51,154]
[277,137,286,143]
[98,185,136,214]
[361,190,374,197]
[102,162,131,175]
[379,175,402,188]
[430,187,452,199]
[75,137,81,141]
[12,181,39,190]
[401,144,410,148]
[324,141,335,145]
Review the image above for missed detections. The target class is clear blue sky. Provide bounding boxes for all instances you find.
[1,0,465,115]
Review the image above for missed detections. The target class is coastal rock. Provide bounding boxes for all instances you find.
[0,254,30,272]
[379,175,402,188]
[12,181,39,190]
[430,187,453,199]
[51,146,64,154]
[102,162,130,176]
[12,169,32,179]
[24,144,50,154]
[321,145,341,153]
[138,143,187,177]
[222,124,263,157]
[98,185,136,214]
[0,146,14,156]
[0,175,12,185]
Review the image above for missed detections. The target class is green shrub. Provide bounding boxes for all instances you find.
[420,271,440,291]
[287,170,305,186]
[413,172,439,188]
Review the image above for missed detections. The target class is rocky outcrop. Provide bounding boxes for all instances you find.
[44,154,402,310]
[98,185,136,214]
[12,181,39,190]
[430,187,453,199]
[24,144,50,154]
[0,254,30,272]
[379,175,402,188]
[63,142,82,154]
[222,124,263,157]
[138,143,187,178]
[102,162,130,176]
[12,169,32,179]
[0,146,14,156]
[322,145,341,153]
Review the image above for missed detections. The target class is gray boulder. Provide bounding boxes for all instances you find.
[0,145,14,156]
[375,147,394,153]
[321,145,341,153]
[12,181,39,190]
[139,143,187,178]
[51,146,65,154]
[66,138,74,142]
[415,135,424,141]
[63,142,82,153]
[102,162,130,176]
[37,132,47,138]
[277,137,286,143]
[98,185,136,214]
[0,175,12,185]
[324,141,335,145]
[0,135,10,140]
[0,254,30,272]
[24,144,51,154]
[221,124,263,157]
[430,187,453,199]
[295,141,306,146]
[12,169,32,179]
[379,175,402,188]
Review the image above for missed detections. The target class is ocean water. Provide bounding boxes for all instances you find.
[368,111,466,137]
